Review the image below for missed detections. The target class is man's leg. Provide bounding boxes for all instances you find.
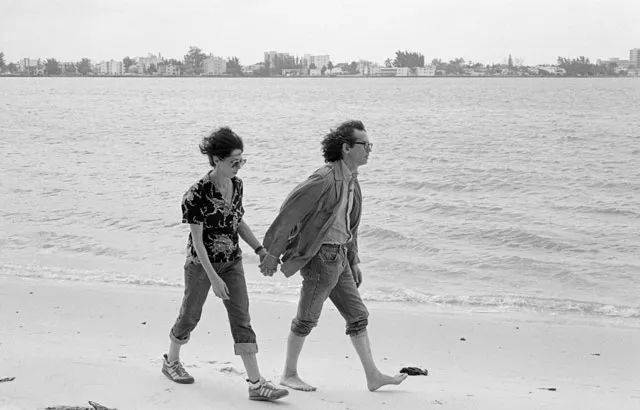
[351,331,407,391]
[282,246,343,391]
[282,331,313,390]
[329,263,408,391]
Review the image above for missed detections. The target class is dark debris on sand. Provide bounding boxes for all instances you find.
[46,401,116,410]
[400,367,429,376]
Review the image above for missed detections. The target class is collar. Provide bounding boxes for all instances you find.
[332,160,355,182]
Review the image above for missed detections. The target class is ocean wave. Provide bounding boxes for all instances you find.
[473,227,594,253]
[377,178,475,192]
[363,288,640,319]
[4,263,637,320]
[359,226,440,253]
[552,204,640,218]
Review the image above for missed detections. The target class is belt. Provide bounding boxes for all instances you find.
[321,243,348,249]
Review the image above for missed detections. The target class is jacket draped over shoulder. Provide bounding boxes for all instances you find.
[263,161,361,277]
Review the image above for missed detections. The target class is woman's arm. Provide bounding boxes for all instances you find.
[238,220,267,260]
[189,223,229,299]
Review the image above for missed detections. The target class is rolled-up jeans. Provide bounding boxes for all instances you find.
[170,258,258,355]
[291,244,369,337]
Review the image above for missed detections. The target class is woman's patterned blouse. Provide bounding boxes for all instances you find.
[182,171,244,263]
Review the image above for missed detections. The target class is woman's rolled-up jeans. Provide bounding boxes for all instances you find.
[169,258,258,355]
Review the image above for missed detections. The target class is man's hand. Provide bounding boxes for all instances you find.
[259,253,279,277]
[210,274,230,299]
[351,264,363,288]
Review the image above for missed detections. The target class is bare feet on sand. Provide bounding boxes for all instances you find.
[280,373,317,391]
[367,372,408,391]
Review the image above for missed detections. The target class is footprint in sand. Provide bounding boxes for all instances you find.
[218,366,245,376]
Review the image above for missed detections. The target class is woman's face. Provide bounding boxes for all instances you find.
[214,149,245,177]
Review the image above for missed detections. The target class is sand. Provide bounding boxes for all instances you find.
[1,275,639,409]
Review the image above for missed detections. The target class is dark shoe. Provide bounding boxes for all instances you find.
[248,378,289,401]
[162,354,195,384]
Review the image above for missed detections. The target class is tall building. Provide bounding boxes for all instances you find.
[203,56,226,75]
[415,66,436,76]
[136,53,162,73]
[157,62,181,76]
[18,58,40,72]
[630,49,640,68]
[264,51,295,67]
[303,54,330,69]
[96,60,123,75]
[357,60,377,76]
[60,62,77,74]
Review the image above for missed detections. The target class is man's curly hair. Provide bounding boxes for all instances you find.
[321,120,366,162]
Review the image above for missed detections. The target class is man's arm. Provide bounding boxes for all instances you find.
[262,173,328,259]
[346,231,360,267]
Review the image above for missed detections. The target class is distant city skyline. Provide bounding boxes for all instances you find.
[2,0,639,65]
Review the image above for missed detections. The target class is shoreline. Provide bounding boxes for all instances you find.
[1,74,637,79]
[1,275,639,409]
[2,269,638,329]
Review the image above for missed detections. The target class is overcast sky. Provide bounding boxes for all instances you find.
[1,0,638,65]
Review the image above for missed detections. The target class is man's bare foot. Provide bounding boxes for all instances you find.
[367,372,408,391]
[280,373,317,391]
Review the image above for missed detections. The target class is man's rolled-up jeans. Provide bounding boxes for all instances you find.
[291,244,369,337]
[170,258,258,355]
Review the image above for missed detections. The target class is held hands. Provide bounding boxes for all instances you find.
[351,264,363,288]
[210,274,230,300]
[257,248,268,263]
[259,252,279,277]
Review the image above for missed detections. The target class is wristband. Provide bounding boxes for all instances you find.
[254,246,265,254]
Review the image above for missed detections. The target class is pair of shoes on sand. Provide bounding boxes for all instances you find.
[161,354,288,401]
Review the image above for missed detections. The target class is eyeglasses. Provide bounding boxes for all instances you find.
[229,158,247,168]
[353,141,373,151]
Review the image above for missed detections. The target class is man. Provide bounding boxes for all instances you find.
[260,120,407,392]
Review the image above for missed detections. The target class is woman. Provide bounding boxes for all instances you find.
[162,127,288,402]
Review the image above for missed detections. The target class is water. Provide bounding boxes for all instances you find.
[1,77,639,322]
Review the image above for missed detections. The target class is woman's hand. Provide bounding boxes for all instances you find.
[210,274,230,299]
[257,247,268,263]
[260,253,279,277]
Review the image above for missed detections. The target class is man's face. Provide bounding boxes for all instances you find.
[346,129,372,167]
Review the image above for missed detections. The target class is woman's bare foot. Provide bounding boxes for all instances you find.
[367,372,408,391]
[280,373,317,391]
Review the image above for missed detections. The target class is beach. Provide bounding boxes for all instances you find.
[1,274,638,410]
[1,77,639,409]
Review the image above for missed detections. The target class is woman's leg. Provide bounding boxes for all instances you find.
[167,260,211,361]
[218,260,259,373]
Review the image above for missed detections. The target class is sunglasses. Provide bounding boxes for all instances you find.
[353,141,373,150]
[229,158,247,168]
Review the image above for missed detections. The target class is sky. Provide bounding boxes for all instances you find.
[1,0,639,65]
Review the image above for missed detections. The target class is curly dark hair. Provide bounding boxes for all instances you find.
[199,127,244,167]
[321,120,366,162]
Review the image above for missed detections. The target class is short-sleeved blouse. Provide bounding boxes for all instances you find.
[182,171,244,263]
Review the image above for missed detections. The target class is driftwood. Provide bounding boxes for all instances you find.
[45,401,116,410]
